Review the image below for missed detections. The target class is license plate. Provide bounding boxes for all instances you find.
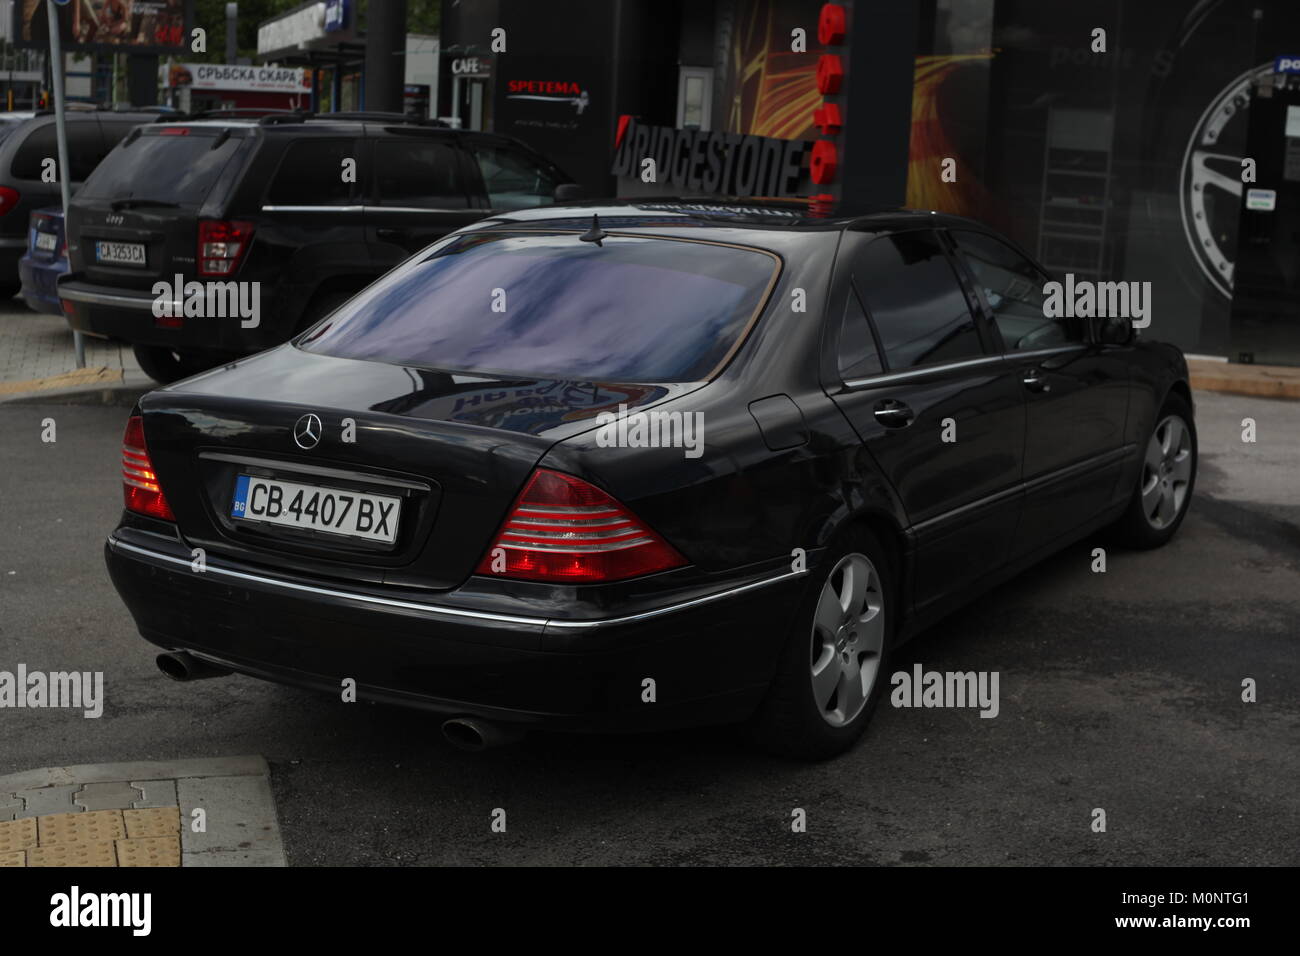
[230,475,401,544]
[34,232,57,252]
[95,240,146,266]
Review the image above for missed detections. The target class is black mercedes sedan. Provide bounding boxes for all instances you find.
[105,200,1197,759]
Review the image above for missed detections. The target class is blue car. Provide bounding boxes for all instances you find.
[18,206,67,315]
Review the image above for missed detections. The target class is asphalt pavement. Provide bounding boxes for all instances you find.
[0,391,1296,865]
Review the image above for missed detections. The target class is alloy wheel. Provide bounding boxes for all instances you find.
[810,552,885,727]
[1141,414,1193,529]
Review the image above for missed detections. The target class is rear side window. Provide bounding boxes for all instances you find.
[79,129,244,206]
[854,231,984,370]
[267,138,357,206]
[10,121,106,181]
[299,233,778,382]
[837,283,883,379]
[374,139,470,208]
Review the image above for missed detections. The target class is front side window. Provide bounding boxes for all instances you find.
[951,229,1084,350]
[853,230,985,370]
[299,232,778,382]
[470,142,559,210]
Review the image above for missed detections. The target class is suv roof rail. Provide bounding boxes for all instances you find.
[178,108,309,122]
[315,111,449,128]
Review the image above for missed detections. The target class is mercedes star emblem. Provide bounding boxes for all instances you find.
[293,413,323,450]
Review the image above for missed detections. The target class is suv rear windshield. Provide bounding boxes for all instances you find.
[79,128,244,206]
[299,232,779,382]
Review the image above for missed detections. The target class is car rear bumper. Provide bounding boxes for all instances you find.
[59,278,283,351]
[18,256,66,315]
[105,530,806,732]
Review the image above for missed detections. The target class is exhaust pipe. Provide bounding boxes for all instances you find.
[441,716,524,752]
[156,651,231,682]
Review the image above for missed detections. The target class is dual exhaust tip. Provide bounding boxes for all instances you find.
[156,652,522,751]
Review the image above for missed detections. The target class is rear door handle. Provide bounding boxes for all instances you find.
[873,399,914,428]
[1022,369,1051,393]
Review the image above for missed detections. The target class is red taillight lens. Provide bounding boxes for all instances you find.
[475,468,686,583]
[197,219,254,277]
[122,416,175,521]
[0,186,20,217]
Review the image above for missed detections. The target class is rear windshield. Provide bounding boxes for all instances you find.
[299,232,779,382]
[79,129,244,206]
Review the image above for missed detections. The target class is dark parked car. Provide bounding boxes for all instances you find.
[0,109,167,298]
[104,201,1197,759]
[18,206,66,314]
[59,111,578,383]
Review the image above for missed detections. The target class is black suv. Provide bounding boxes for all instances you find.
[0,108,169,297]
[60,111,577,382]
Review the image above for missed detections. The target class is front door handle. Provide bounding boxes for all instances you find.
[873,398,914,428]
[1022,369,1051,393]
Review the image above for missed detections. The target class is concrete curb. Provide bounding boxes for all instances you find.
[1189,359,1300,401]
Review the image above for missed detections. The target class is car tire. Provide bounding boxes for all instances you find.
[0,281,21,300]
[1112,392,1197,549]
[132,345,222,385]
[749,526,895,760]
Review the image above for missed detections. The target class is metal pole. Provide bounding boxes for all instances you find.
[47,1,84,369]
[225,3,238,65]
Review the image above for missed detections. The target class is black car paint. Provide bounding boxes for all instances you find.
[104,202,1191,732]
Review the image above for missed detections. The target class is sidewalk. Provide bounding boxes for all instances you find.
[0,300,151,404]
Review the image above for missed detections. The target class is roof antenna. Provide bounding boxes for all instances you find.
[579,214,607,247]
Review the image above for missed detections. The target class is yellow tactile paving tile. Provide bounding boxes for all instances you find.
[28,840,118,867]
[7,805,186,867]
[116,836,181,867]
[123,807,181,839]
[0,817,38,853]
[37,809,126,846]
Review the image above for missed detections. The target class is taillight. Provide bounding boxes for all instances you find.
[122,415,175,521]
[197,220,254,277]
[0,186,20,217]
[475,468,686,583]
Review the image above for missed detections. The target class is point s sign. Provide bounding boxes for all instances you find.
[1275,56,1300,74]
[611,116,811,197]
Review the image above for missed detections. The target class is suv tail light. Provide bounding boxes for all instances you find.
[0,186,20,217]
[475,468,686,583]
[122,416,174,521]
[197,219,254,277]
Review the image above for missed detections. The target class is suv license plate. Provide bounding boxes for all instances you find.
[95,240,146,266]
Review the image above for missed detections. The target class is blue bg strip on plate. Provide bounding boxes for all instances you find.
[231,474,251,517]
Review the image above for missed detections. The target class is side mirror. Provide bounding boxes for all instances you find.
[1098,316,1134,346]
[554,183,587,202]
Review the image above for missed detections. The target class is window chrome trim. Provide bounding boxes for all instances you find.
[260,205,365,213]
[843,353,1006,389]
[107,536,805,631]
[842,343,1091,389]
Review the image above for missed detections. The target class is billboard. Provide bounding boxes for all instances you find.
[12,0,190,53]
